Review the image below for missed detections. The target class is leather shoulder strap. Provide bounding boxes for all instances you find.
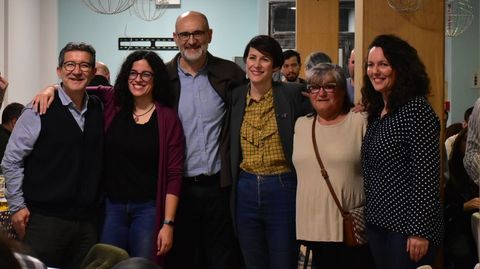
[311,114,347,216]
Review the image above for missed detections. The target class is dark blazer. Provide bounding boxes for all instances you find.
[229,81,310,222]
[166,52,246,187]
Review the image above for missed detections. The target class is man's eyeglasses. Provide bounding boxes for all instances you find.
[128,71,153,82]
[63,61,92,72]
[176,30,206,41]
[306,83,337,94]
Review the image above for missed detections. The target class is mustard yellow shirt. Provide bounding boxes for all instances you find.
[239,88,290,175]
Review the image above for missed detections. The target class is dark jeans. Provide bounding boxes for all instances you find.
[165,178,241,269]
[100,198,156,259]
[236,171,297,269]
[301,241,374,269]
[24,212,97,269]
[366,223,438,269]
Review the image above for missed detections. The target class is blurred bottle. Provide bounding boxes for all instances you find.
[0,175,8,211]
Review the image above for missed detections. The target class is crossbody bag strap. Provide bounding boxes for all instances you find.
[311,114,348,216]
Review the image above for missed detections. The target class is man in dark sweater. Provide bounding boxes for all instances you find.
[1,42,103,269]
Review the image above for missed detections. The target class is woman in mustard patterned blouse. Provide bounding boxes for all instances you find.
[230,35,309,269]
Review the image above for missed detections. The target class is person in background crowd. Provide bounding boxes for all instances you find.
[445,107,473,159]
[444,127,479,269]
[230,35,310,269]
[0,233,47,269]
[0,103,25,164]
[346,49,355,103]
[164,11,246,269]
[293,63,373,269]
[2,42,104,269]
[281,50,305,83]
[361,34,443,269]
[95,61,111,84]
[464,97,480,185]
[304,52,332,71]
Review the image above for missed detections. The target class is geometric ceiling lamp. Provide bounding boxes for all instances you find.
[387,0,424,13]
[81,0,135,15]
[132,0,168,21]
[445,0,474,37]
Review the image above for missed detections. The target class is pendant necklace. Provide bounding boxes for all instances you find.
[133,103,155,122]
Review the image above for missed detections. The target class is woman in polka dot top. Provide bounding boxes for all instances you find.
[360,34,443,269]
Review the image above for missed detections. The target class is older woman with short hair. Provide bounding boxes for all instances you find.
[293,63,372,269]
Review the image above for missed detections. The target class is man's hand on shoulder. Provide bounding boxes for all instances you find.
[11,207,30,239]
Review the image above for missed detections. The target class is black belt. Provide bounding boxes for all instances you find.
[184,172,220,185]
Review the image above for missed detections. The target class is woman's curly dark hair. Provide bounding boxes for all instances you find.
[113,50,173,111]
[361,35,430,121]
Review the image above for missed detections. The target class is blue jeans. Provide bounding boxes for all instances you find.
[366,223,438,269]
[100,198,156,259]
[236,171,297,269]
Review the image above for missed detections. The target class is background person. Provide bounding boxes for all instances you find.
[444,127,479,269]
[293,63,373,269]
[95,61,111,83]
[445,106,473,159]
[304,51,332,71]
[346,49,355,103]
[0,103,25,164]
[230,35,309,269]
[361,34,443,269]
[464,97,480,184]
[281,50,305,83]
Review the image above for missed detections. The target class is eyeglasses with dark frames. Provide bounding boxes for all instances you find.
[128,70,153,82]
[306,83,337,94]
[176,30,206,41]
[63,61,92,72]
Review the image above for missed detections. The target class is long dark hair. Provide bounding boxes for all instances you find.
[113,50,173,111]
[361,34,430,121]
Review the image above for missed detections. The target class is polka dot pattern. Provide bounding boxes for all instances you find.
[361,96,444,245]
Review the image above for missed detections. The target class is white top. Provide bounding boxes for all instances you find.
[293,112,366,242]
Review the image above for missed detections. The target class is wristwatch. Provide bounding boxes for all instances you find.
[163,219,175,226]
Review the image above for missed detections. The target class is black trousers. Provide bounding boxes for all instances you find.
[165,179,242,269]
[23,212,97,269]
[302,240,374,269]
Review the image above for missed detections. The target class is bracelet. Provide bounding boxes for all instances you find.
[163,219,174,226]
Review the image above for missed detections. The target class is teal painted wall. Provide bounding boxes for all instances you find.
[447,0,480,124]
[58,0,258,82]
